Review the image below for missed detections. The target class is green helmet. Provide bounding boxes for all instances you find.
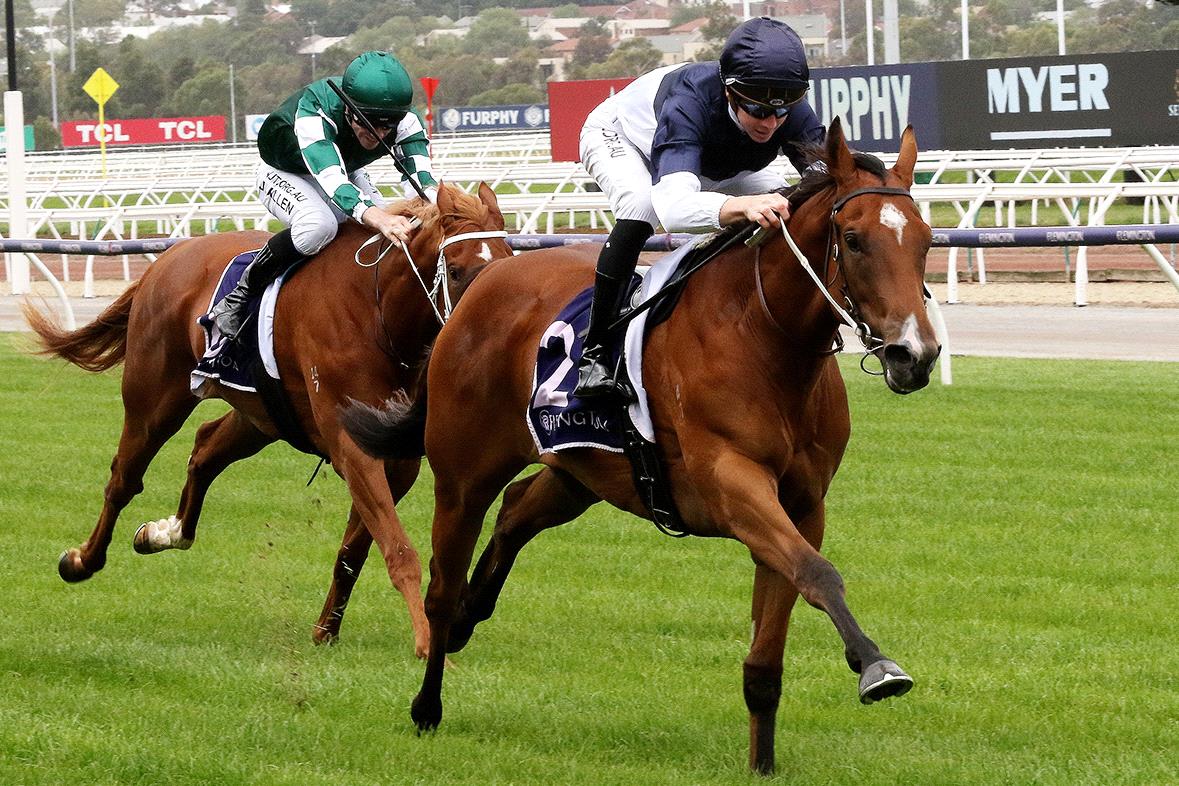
[341,51,413,124]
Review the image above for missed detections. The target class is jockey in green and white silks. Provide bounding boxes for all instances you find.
[204,50,438,346]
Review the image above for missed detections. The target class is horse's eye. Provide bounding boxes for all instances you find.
[843,232,862,254]
[449,266,461,281]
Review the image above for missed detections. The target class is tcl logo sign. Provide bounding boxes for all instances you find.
[61,116,226,147]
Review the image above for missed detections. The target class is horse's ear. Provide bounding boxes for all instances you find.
[825,117,856,187]
[477,181,505,230]
[436,181,455,213]
[891,125,918,189]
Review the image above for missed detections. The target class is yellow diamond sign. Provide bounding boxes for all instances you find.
[83,68,119,105]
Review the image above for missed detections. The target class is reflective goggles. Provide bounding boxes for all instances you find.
[347,108,406,134]
[727,85,809,120]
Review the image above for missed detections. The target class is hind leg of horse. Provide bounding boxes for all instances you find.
[313,459,420,645]
[412,461,522,731]
[133,410,274,554]
[58,386,197,582]
[333,445,430,658]
[449,466,597,653]
[694,449,911,706]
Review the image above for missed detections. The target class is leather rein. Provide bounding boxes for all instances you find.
[754,185,915,365]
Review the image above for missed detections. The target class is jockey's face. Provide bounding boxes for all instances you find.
[347,114,391,150]
[732,101,789,143]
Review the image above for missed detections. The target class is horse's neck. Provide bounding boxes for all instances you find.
[753,218,842,364]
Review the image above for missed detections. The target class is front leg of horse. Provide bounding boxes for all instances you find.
[702,452,913,707]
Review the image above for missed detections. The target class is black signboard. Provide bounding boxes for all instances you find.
[937,50,1178,149]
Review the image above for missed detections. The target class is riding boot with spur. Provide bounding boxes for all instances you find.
[574,219,654,398]
[206,228,301,344]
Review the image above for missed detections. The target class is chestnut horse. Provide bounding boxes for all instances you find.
[343,121,940,771]
[23,183,512,658]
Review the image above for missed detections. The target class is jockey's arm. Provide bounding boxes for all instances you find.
[389,113,439,203]
[652,171,791,232]
[294,101,379,223]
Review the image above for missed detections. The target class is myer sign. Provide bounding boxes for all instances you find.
[939,50,1178,148]
[438,104,550,133]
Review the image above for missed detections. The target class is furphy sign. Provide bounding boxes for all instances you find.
[807,63,942,152]
[939,50,1179,148]
[437,104,550,133]
[61,116,227,147]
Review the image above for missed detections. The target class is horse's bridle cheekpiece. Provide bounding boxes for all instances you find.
[770,186,918,369]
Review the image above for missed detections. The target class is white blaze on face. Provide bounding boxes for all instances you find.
[897,313,922,352]
[477,242,493,262]
[879,203,908,246]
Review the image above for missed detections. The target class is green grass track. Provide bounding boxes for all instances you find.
[1,334,1175,785]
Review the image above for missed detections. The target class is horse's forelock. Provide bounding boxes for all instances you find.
[789,146,889,210]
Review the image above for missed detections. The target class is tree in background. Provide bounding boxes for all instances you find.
[584,37,660,78]
[462,8,532,57]
[569,18,612,77]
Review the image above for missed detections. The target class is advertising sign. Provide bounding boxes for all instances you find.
[245,113,268,142]
[937,50,1178,148]
[808,62,942,152]
[437,104,551,134]
[61,116,227,147]
[548,78,633,161]
[0,125,36,153]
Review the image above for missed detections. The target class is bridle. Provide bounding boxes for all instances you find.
[756,185,914,367]
[353,221,508,365]
[355,225,508,325]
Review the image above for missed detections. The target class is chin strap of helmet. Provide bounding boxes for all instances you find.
[327,78,428,202]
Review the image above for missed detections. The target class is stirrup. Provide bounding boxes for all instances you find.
[574,351,630,399]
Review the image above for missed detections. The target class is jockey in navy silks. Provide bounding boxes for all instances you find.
[574,17,825,398]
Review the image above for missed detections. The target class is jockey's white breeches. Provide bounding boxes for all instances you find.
[579,108,660,230]
[254,162,385,256]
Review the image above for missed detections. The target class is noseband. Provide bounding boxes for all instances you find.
[766,186,914,361]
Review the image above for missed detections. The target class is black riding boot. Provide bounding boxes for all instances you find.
[206,228,301,343]
[574,219,654,398]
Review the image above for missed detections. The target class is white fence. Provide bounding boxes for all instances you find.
[3,132,1178,306]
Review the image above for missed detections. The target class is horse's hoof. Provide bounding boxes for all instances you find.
[57,549,93,583]
[411,692,442,732]
[858,659,913,704]
[311,624,339,646]
[133,516,192,554]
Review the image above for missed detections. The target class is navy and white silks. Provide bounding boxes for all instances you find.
[579,62,824,234]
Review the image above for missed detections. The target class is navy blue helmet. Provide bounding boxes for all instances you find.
[720,17,810,110]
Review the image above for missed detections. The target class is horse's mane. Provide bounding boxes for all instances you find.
[692,146,888,257]
[789,146,887,209]
[383,188,492,252]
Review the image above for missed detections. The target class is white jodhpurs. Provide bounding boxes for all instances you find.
[579,108,659,230]
[254,162,386,256]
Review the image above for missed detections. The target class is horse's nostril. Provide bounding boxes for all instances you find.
[883,343,917,369]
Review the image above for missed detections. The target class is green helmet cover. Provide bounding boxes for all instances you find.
[342,51,413,122]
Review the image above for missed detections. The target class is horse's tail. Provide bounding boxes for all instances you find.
[22,280,140,372]
[340,376,429,460]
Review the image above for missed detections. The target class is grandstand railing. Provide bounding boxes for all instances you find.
[4,134,1177,307]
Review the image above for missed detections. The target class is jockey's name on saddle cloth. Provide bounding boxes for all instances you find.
[190,250,292,395]
[526,238,700,454]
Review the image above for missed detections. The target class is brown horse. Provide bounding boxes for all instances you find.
[23,183,512,658]
[342,120,940,771]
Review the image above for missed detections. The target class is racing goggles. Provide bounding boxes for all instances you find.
[726,83,809,120]
[347,107,406,134]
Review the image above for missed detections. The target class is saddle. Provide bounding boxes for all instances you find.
[191,250,324,458]
[527,237,746,538]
